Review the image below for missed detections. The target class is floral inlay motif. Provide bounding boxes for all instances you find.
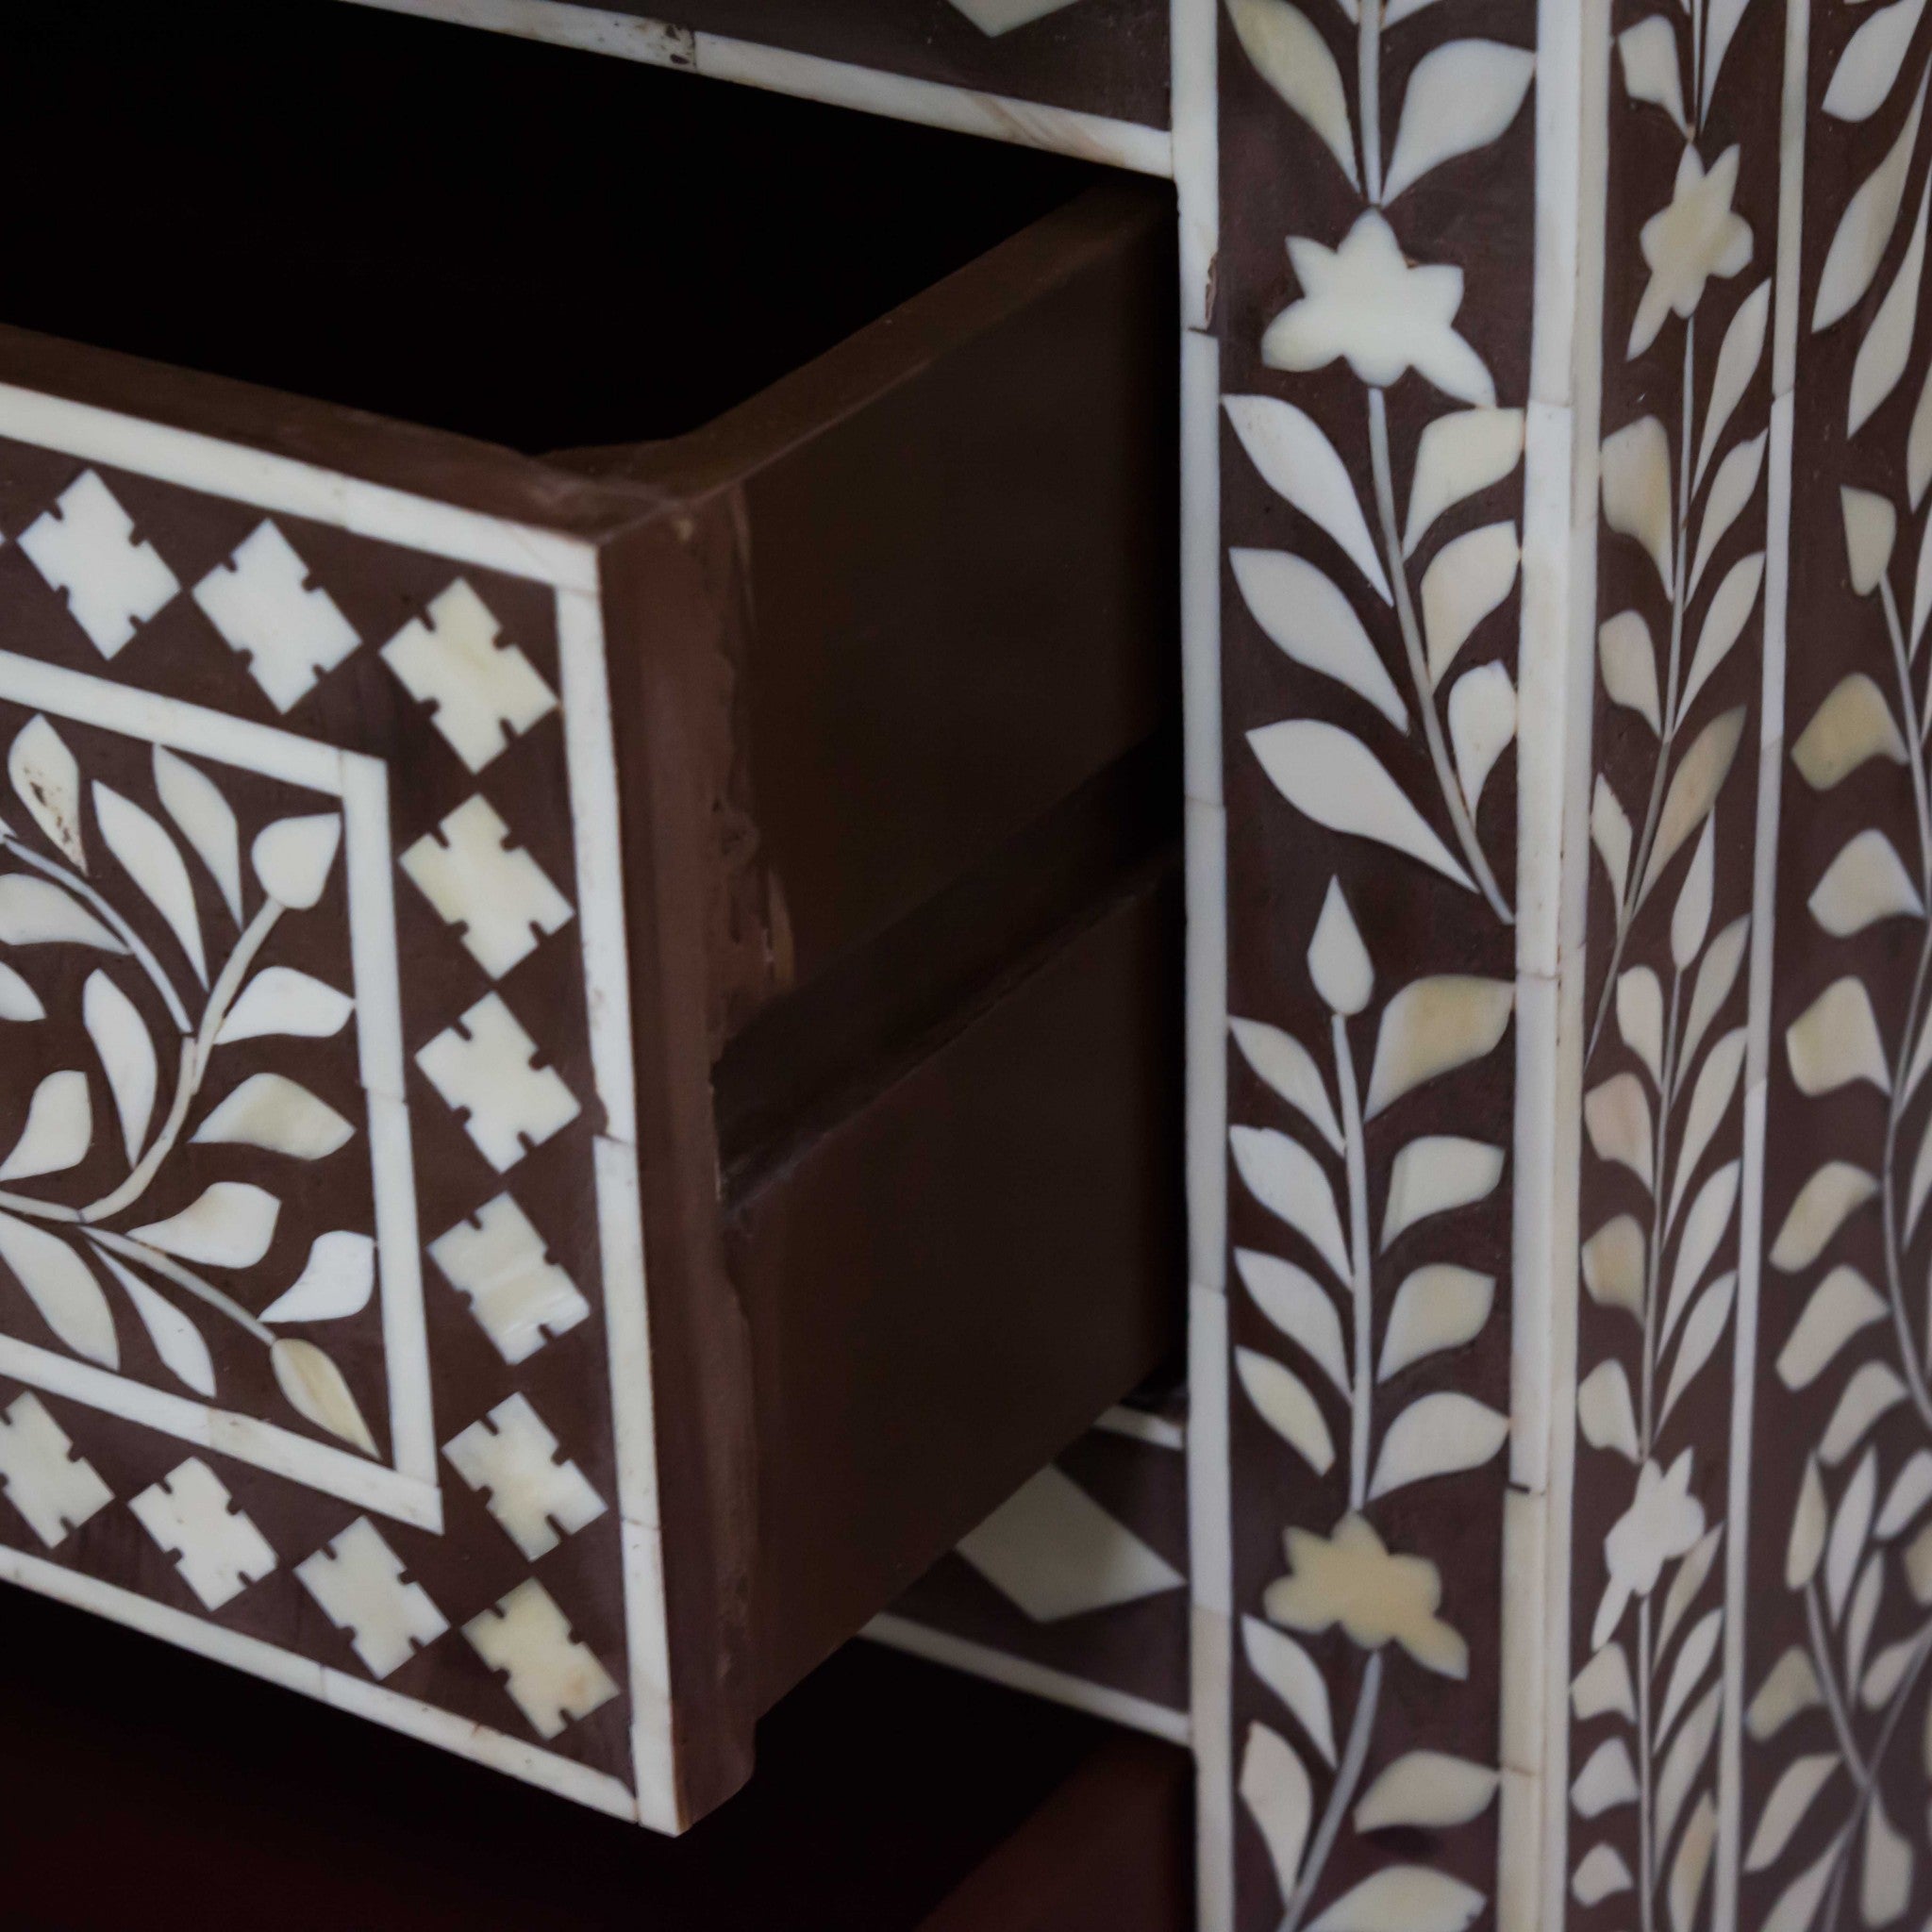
[1263,1510,1467,1677]
[1562,8,1778,1932]
[1742,11,1932,1926]
[1221,0,1534,1924]
[0,708,382,1455]
[1262,211,1496,406]
[1230,879,1511,1928]
[1631,146,1754,358]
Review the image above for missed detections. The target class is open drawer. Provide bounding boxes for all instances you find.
[0,0,1182,1830]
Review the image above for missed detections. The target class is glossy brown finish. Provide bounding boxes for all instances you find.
[583,177,1183,1808]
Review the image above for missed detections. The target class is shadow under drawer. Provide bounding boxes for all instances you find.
[0,1585,1193,1932]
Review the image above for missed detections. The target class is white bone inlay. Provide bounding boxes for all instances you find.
[214,966,354,1046]
[443,1393,607,1560]
[129,1457,276,1610]
[400,795,574,978]
[381,580,557,774]
[294,1516,447,1678]
[0,1070,92,1180]
[192,1073,356,1160]
[19,472,178,658]
[0,1391,110,1546]
[131,1181,281,1269]
[192,522,360,713]
[956,1465,1184,1622]
[463,1577,620,1739]
[416,994,580,1172]
[427,1192,591,1364]
[9,715,85,869]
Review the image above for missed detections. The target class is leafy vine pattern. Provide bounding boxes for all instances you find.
[1224,0,1533,933]
[1230,890,1512,1929]
[1745,11,1932,1928]
[1570,2,1771,1925]
[0,711,377,1456]
[1222,0,1534,1924]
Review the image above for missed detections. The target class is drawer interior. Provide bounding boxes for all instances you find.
[1,0,1098,452]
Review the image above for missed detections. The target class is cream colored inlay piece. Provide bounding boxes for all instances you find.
[464,1578,620,1739]
[129,1457,276,1610]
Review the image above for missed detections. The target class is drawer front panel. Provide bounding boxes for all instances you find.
[0,381,675,1827]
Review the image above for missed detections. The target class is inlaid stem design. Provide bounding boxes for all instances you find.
[1230,883,1510,1929]
[0,715,375,1454]
[1221,0,1536,1923]
[1570,2,1773,1922]
[1746,19,1932,1924]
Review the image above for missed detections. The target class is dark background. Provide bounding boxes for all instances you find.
[0,1584,1137,1929]
[0,0,1096,451]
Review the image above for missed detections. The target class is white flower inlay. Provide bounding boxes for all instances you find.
[1263,212,1497,407]
[1629,145,1754,358]
[1595,1452,1707,1648]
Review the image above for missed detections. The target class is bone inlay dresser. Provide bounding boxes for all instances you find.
[2,1,1924,1930]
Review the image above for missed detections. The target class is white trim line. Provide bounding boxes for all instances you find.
[337,0,1174,177]
[699,34,1173,175]
[0,1334,441,1528]
[1171,0,1218,332]
[1172,0,1227,1918]
[1520,4,1613,1926]
[340,756,437,1492]
[557,570,675,1830]
[0,648,345,792]
[1187,1280,1233,1932]
[1718,0,1808,1911]
[341,0,693,63]
[863,1613,1191,1745]
[0,383,597,591]
[0,1540,640,1819]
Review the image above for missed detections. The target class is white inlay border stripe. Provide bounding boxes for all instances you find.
[335,0,1174,177]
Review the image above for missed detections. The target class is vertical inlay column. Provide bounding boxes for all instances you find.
[1206,3,1540,1925]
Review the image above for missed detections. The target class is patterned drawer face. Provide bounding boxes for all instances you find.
[0,386,673,1827]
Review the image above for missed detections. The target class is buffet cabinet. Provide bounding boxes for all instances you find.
[4,2,1929,1931]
